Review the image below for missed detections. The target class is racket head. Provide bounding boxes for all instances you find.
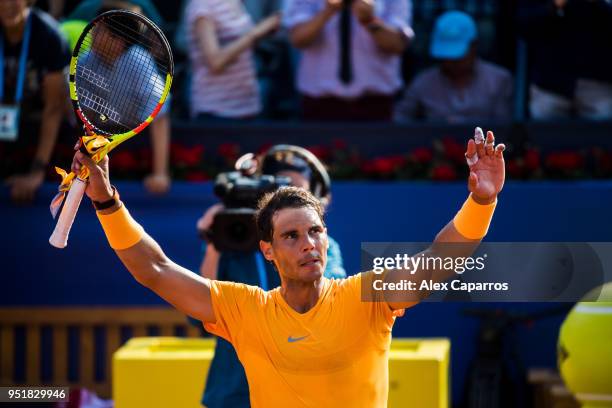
[69,10,173,145]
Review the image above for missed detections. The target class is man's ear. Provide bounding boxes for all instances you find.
[260,240,274,261]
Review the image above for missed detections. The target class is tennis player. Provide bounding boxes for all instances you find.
[71,127,505,407]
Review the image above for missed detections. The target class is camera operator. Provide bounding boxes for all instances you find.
[195,145,346,408]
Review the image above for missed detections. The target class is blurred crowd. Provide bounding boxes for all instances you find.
[12,0,612,122]
[1,0,611,202]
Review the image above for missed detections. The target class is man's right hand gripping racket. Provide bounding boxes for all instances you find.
[49,10,173,248]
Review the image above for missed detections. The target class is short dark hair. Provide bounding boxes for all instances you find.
[256,186,325,243]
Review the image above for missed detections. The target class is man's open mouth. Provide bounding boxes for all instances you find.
[300,258,320,267]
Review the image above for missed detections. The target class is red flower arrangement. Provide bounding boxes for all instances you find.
[540,150,589,179]
[185,170,210,182]
[545,151,584,172]
[431,163,457,181]
[171,143,204,168]
[524,148,541,171]
[441,137,465,165]
[306,145,332,162]
[507,148,543,179]
[217,143,241,164]
[112,150,139,172]
[410,147,433,164]
[361,155,407,177]
[64,138,609,183]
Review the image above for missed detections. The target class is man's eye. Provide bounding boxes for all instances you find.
[287,233,297,239]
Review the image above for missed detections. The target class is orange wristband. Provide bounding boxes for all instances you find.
[97,203,144,250]
[453,194,497,240]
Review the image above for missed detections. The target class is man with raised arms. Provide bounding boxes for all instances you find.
[70,127,505,407]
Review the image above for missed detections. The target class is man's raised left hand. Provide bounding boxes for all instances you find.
[464,127,506,204]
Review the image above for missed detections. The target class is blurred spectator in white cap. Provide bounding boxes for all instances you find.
[395,10,512,123]
[284,0,413,122]
[518,0,612,120]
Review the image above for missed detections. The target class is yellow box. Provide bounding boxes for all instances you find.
[389,338,450,408]
[113,337,449,408]
[113,337,215,408]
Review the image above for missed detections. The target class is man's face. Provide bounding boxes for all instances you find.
[260,207,328,283]
[440,44,477,81]
[0,0,28,29]
[440,55,473,80]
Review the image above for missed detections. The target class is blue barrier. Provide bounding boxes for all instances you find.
[2,180,612,403]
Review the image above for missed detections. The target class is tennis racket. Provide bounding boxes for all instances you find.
[49,10,173,248]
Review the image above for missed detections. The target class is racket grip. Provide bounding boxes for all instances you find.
[49,178,87,249]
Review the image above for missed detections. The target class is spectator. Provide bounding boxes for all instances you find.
[68,0,164,26]
[395,11,513,123]
[284,0,413,121]
[518,0,612,120]
[411,0,500,63]
[194,145,346,408]
[38,0,81,20]
[243,0,298,119]
[86,1,172,195]
[184,0,280,121]
[1,0,69,203]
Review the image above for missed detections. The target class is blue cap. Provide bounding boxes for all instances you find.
[430,11,477,60]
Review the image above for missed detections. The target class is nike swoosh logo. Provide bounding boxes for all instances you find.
[287,335,309,343]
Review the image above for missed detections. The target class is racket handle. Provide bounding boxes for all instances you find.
[49,178,87,249]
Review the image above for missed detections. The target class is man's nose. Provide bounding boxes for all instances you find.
[301,234,316,252]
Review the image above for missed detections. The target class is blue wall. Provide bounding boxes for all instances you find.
[2,181,612,403]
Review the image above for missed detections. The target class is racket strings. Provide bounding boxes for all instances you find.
[77,65,111,92]
[75,14,171,135]
[77,87,122,124]
[97,16,169,73]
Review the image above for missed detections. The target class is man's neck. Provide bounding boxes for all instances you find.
[447,72,474,89]
[3,9,29,45]
[280,278,325,314]
[444,61,478,89]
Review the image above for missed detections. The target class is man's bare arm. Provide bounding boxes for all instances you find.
[196,204,224,280]
[383,214,483,310]
[115,229,215,323]
[353,0,411,54]
[195,14,279,75]
[6,71,66,203]
[386,128,505,310]
[73,152,216,323]
[366,23,410,54]
[289,1,340,48]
